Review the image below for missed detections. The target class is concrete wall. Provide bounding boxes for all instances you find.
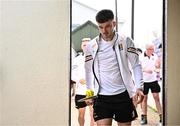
[166,0,180,125]
[0,0,70,125]
[0,1,2,123]
[1,0,180,125]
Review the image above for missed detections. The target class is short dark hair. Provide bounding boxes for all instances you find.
[96,9,114,23]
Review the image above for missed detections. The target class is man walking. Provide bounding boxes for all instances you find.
[84,9,144,126]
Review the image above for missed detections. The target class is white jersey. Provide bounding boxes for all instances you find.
[140,53,158,82]
[72,54,87,95]
[85,33,144,98]
[97,38,126,95]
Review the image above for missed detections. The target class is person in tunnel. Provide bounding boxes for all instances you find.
[140,43,162,125]
[84,9,144,126]
[72,38,95,126]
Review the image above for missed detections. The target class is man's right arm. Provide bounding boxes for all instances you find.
[84,43,94,90]
[84,44,95,105]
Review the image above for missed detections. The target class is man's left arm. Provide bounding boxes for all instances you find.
[126,37,144,105]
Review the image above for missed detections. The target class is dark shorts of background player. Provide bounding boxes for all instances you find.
[75,95,87,109]
[143,80,161,95]
[93,90,137,123]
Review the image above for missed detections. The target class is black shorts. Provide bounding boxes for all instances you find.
[93,90,138,123]
[75,95,87,109]
[143,81,161,95]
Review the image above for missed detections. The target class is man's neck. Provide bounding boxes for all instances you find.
[103,33,115,42]
[145,52,153,58]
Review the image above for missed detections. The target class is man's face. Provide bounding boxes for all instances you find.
[146,45,155,55]
[97,20,116,41]
[81,41,89,52]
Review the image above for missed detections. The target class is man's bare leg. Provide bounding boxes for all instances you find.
[141,95,148,115]
[78,107,86,126]
[89,106,95,126]
[96,118,112,126]
[152,93,162,115]
[117,122,131,126]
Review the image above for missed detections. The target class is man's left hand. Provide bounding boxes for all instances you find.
[132,89,144,107]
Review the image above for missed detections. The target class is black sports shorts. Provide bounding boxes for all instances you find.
[75,95,87,109]
[93,90,138,123]
[143,81,161,95]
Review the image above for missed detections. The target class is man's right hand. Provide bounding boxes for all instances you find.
[85,99,94,106]
[85,89,94,105]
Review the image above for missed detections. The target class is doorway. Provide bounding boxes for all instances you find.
[70,0,165,125]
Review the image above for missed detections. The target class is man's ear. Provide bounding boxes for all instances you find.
[112,20,116,27]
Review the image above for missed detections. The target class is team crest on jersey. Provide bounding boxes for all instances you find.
[119,43,123,50]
